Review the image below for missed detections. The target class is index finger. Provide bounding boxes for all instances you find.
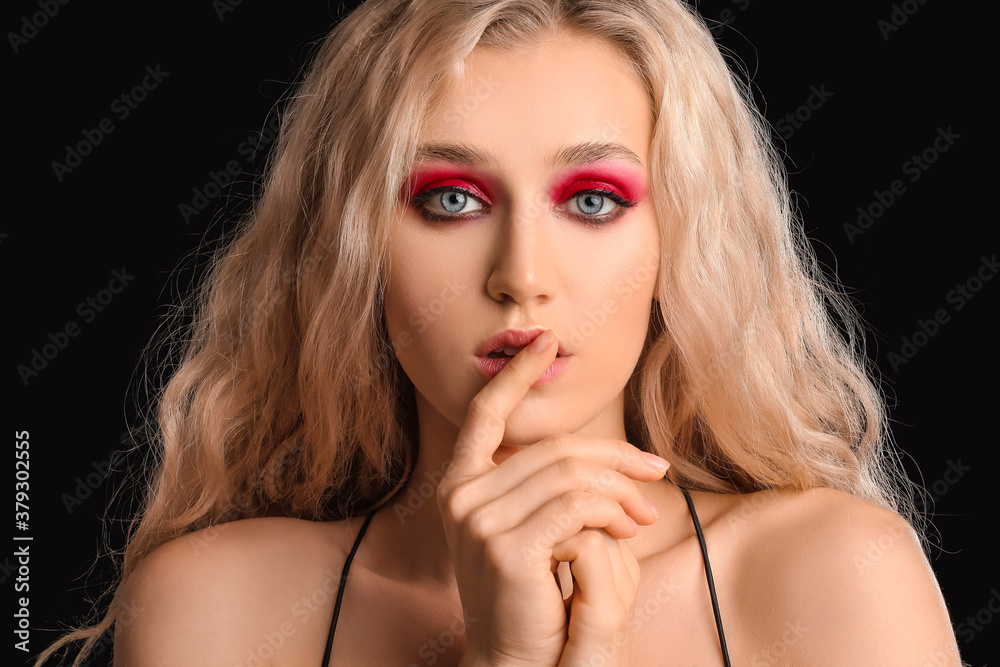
[448,328,559,481]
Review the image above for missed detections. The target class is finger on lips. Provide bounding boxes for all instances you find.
[449,329,558,477]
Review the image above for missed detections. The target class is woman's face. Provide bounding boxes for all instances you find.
[384,30,660,450]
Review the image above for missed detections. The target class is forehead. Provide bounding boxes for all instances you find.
[419,30,654,170]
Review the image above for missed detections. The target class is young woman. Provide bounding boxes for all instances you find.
[36,0,963,665]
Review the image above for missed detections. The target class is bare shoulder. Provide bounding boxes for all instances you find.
[114,515,360,666]
[723,487,962,665]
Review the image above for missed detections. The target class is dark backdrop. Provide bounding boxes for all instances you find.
[6,1,994,665]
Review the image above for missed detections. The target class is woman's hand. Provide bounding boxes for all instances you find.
[438,330,668,667]
[555,530,641,667]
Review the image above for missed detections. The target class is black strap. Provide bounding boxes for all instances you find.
[679,486,732,667]
[321,508,378,666]
[322,495,732,665]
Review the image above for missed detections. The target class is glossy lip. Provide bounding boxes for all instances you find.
[474,328,571,387]
[475,328,571,358]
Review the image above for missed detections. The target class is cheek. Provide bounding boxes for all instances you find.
[569,223,660,353]
[383,234,480,427]
[383,233,474,360]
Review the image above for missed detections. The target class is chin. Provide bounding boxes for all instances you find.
[496,407,581,447]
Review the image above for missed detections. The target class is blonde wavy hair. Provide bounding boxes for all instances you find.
[36,0,914,664]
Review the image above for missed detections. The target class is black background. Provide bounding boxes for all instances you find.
[6,1,994,665]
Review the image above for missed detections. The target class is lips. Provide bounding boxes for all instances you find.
[475,328,571,359]
[474,328,571,387]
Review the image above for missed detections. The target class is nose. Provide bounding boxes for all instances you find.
[485,192,559,306]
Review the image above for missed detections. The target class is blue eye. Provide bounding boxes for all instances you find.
[560,189,638,228]
[569,192,616,216]
[412,186,636,227]
[412,186,487,221]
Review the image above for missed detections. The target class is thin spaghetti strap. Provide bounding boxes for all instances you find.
[321,507,378,667]
[678,486,732,667]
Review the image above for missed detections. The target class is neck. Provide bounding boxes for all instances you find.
[370,398,463,584]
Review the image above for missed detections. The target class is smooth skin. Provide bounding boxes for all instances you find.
[437,330,665,667]
[114,30,962,667]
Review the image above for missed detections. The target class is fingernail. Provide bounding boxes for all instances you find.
[529,329,554,353]
[644,496,660,519]
[642,452,670,473]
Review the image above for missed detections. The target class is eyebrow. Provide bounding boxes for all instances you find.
[413,141,644,170]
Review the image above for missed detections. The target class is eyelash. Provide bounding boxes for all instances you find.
[411,186,638,229]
